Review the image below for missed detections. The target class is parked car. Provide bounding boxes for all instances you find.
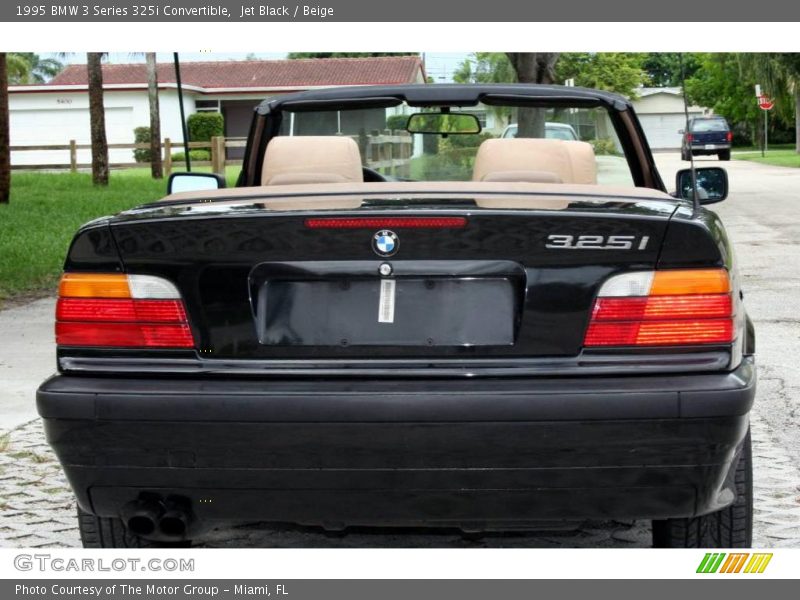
[681,116,733,161]
[38,84,754,549]
[502,121,579,140]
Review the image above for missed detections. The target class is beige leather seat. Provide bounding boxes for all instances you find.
[261,136,364,185]
[472,138,598,184]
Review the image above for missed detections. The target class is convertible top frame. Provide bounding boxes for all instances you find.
[238,84,665,192]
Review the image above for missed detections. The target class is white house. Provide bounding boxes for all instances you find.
[633,87,709,151]
[7,56,427,166]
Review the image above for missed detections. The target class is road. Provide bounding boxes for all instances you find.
[1,153,799,547]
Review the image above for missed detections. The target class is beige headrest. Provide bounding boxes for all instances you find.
[481,170,563,184]
[262,136,364,185]
[473,138,597,184]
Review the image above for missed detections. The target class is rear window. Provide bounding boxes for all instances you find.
[691,119,729,133]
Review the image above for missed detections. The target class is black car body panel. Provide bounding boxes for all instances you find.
[38,84,755,540]
[39,357,754,534]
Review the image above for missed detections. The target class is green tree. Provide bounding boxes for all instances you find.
[4,53,31,84]
[506,53,560,137]
[453,53,561,136]
[555,53,647,98]
[453,53,515,84]
[641,53,701,87]
[0,54,10,204]
[739,53,800,153]
[684,54,766,146]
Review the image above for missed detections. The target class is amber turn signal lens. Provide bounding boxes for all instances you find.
[650,269,730,296]
[58,273,131,298]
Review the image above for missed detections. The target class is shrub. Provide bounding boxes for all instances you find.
[133,126,152,163]
[386,114,408,131]
[187,112,224,142]
[589,138,618,156]
[171,150,211,162]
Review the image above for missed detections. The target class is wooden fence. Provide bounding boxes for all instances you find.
[10,133,413,178]
[8,137,246,175]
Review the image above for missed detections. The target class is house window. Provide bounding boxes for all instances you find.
[196,100,221,112]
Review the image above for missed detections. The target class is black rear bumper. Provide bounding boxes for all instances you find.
[690,142,732,155]
[37,357,755,533]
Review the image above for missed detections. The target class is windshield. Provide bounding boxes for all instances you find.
[277,101,635,187]
[691,119,728,132]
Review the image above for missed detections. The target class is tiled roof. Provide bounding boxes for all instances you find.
[48,56,425,89]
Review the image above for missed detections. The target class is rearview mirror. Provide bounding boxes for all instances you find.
[406,112,482,135]
[675,167,728,205]
[167,172,226,195]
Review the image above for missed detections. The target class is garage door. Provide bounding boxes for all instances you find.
[637,113,687,151]
[10,107,134,165]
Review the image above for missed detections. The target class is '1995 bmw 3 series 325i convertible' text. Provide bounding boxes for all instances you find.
[37,84,755,548]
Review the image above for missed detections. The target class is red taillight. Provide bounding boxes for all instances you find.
[686,133,693,142]
[591,295,732,321]
[56,322,194,348]
[583,270,735,348]
[304,217,467,229]
[56,274,195,349]
[585,319,734,347]
[57,298,188,323]
[726,131,733,142]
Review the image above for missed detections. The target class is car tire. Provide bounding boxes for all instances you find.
[77,506,192,548]
[651,428,752,548]
[719,150,731,161]
[681,149,689,161]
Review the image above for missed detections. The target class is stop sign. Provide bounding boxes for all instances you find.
[759,95,775,110]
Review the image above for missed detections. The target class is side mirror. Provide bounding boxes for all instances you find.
[678,129,684,135]
[167,172,226,195]
[675,167,728,205]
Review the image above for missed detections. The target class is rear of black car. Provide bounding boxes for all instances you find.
[682,116,733,161]
[37,192,755,548]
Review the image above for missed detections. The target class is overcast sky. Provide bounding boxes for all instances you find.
[44,52,471,83]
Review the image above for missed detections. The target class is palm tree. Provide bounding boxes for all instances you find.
[1,53,11,204]
[4,53,31,85]
[145,53,163,179]
[86,53,109,186]
[7,53,62,83]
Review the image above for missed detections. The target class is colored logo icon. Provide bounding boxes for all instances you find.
[696,552,773,574]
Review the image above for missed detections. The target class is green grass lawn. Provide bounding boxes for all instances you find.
[731,143,795,153]
[0,168,240,305]
[733,148,800,168]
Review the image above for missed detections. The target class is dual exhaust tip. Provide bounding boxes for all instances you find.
[122,497,192,540]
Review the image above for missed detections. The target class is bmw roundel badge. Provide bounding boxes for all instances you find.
[372,230,399,257]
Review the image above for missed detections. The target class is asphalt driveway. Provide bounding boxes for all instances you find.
[1,154,800,547]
